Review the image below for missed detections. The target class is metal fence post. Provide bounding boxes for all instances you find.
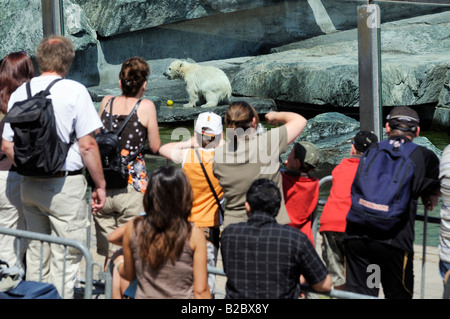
[357,3,383,140]
[41,0,64,37]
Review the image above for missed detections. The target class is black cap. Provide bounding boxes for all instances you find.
[353,131,378,152]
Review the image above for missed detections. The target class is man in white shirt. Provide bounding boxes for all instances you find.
[2,36,106,299]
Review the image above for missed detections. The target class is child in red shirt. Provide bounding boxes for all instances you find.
[282,141,320,246]
[319,131,378,290]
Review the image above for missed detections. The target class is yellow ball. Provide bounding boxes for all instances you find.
[166,100,173,106]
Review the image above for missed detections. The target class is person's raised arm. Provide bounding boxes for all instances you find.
[159,136,198,164]
[78,132,106,213]
[265,111,307,145]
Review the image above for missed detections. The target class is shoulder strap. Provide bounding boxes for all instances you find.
[106,97,116,131]
[24,78,62,99]
[25,82,32,98]
[194,149,224,216]
[43,78,63,96]
[115,99,142,137]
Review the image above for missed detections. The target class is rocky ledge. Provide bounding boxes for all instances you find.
[231,11,450,128]
[88,11,450,129]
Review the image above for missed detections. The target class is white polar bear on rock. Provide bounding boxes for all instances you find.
[163,60,232,108]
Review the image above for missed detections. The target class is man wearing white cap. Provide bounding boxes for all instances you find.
[159,111,224,297]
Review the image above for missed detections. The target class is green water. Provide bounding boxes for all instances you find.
[424,129,450,152]
[147,125,449,247]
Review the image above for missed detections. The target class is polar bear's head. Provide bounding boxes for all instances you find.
[163,60,186,80]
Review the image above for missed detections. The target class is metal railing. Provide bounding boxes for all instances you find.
[206,265,378,299]
[0,226,94,299]
[3,174,439,299]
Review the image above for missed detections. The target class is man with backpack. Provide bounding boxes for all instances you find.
[344,106,440,299]
[1,36,106,299]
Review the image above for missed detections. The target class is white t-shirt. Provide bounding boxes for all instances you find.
[2,75,103,171]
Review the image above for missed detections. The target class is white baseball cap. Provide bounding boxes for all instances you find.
[195,112,223,136]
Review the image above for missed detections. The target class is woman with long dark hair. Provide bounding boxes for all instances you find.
[0,51,34,266]
[118,166,211,299]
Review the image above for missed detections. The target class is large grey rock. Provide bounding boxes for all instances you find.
[0,0,97,60]
[75,0,279,38]
[284,112,362,167]
[438,68,450,108]
[232,11,450,109]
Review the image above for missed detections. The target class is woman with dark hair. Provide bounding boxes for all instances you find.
[117,166,211,299]
[94,57,161,269]
[0,52,35,114]
[213,100,307,227]
[0,51,34,266]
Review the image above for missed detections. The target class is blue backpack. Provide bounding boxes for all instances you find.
[346,137,418,233]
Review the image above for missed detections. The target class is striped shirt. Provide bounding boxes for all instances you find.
[220,213,329,299]
[440,145,450,263]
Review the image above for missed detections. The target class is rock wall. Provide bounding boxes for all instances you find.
[1,0,449,128]
[232,12,450,109]
[1,0,447,85]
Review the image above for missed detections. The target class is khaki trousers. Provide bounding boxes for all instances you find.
[21,174,89,299]
[0,170,26,267]
[93,184,144,257]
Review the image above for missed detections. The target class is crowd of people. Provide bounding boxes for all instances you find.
[0,35,448,300]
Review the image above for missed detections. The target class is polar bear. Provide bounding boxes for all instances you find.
[163,60,232,108]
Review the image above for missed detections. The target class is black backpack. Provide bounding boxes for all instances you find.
[4,78,74,176]
[87,97,142,189]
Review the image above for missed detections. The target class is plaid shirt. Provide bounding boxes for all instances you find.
[221,212,329,299]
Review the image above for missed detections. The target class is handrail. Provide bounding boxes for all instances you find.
[0,226,94,299]
[312,175,333,247]
[207,265,378,299]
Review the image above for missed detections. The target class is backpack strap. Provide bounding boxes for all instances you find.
[115,99,142,137]
[25,78,62,99]
[43,78,63,95]
[106,97,116,132]
[25,82,32,98]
